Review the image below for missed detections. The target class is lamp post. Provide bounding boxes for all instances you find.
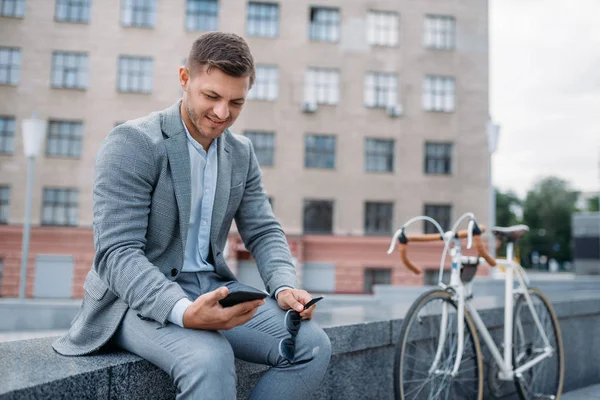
[486,119,500,259]
[19,114,46,299]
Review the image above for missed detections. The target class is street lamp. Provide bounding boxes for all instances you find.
[19,114,46,299]
[486,118,500,259]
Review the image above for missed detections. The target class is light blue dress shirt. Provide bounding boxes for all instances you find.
[168,120,292,327]
[181,121,218,273]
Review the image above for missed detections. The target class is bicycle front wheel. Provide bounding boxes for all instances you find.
[513,288,564,400]
[394,290,484,400]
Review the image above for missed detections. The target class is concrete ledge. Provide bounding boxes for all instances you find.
[0,299,81,332]
[1,294,600,399]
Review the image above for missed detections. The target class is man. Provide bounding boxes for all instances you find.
[53,32,331,399]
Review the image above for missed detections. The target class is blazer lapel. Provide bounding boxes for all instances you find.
[210,132,232,243]
[162,101,191,251]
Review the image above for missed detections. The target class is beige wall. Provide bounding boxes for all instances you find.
[0,0,489,234]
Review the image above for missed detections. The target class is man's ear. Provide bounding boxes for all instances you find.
[179,66,189,90]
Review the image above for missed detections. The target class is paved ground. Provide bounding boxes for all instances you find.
[0,330,67,343]
[563,384,600,399]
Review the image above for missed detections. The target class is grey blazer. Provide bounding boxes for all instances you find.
[53,100,298,356]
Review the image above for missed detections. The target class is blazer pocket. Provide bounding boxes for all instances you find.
[83,269,109,301]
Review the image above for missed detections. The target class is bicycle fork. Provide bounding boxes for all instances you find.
[429,244,465,377]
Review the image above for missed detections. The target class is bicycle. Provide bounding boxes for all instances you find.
[387,212,564,400]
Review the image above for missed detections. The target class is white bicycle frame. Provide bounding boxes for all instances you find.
[389,213,556,381]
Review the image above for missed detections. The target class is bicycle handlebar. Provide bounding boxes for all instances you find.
[394,222,497,275]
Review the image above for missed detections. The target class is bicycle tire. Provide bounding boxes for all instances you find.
[512,287,564,400]
[394,289,484,400]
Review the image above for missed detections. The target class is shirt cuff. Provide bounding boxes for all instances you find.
[275,286,293,299]
[168,297,193,328]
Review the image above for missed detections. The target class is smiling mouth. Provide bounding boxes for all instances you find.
[206,116,226,126]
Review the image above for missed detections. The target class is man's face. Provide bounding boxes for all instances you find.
[179,64,250,145]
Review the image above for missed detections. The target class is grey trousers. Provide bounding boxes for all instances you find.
[112,271,332,400]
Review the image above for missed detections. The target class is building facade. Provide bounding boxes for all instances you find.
[0,0,490,298]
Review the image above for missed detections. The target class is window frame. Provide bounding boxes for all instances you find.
[365,138,394,173]
[422,75,456,112]
[424,142,453,175]
[304,67,340,105]
[51,51,89,89]
[303,199,334,234]
[367,10,399,47]
[121,0,157,28]
[305,134,336,169]
[185,0,219,32]
[117,55,154,93]
[41,187,79,227]
[246,2,279,38]
[309,6,340,43]
[0,186,10,224]
[55,0,91,23]
[0,47,21,86]
[247,64,279,101]
[424,14,456,50]
[244,130,275,167]
[0,116,15,155]
[423,204,452,234]
[364,201,394,236]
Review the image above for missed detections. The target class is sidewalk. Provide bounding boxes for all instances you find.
[563,384,600,399]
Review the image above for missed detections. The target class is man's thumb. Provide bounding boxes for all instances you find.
[212,286,229,301]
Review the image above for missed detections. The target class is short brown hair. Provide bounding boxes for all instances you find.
[187,32,255,87]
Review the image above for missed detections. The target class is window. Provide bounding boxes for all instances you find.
[0,186,9,224]
[42,188,78,226]
[423,204,452,234]
[309,7,340,42]
[118,56,153,93]
[121,0,156,28]
[365,138,394,173]
[0,116,15,154]
[367,11,399,46]
[425,142,452,175]
[0,0,25,17]
[365,202,393,235]
[303,199,333,234]
[0,258,3,296]
[364,72,398,108]
[247,2,278,38]
[248,65,278,101]
[424,15,456,50]
[51,51,88,89]
[46,120,83,158]
[364,268,391,293]
[304,68,339,105]
[423,75,455,112]
[305,134,335,169]
[244,131,275,166]
[55,0,91,23]
[186,0,218,31]
[0,47,21,85]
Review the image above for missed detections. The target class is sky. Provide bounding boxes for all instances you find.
[490,0,600,198]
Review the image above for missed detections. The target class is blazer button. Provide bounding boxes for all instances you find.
[171,268,178,277]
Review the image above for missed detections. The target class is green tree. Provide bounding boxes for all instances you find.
[586,195,600,212]
[520,177,579,267]
[496,189,522,227]
[495,189,522,258]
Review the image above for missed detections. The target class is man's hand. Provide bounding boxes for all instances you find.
[182,287,265,330]
[277,288,318,320]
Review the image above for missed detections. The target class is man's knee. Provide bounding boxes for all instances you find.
[176,333,236,395]
[294,323,332,364]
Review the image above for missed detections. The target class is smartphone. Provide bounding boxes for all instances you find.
[219,290,267,308]
[304,296,324,310]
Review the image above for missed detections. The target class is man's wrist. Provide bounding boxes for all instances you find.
[275,286,294,299]
[168,297,193,327]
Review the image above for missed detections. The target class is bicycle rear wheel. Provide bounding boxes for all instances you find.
[513,288,564,400]
[394,290,483,400]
